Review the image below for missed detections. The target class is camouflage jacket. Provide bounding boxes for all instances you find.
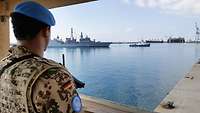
[0,46,80,113]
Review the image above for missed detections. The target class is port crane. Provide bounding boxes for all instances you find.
[195,22,200,42]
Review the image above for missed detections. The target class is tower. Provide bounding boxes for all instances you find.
[80,32,83,39]
[195,22,200,42]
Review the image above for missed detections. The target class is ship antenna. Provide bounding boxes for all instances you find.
[195,22,200,42]
[71,28,74,40]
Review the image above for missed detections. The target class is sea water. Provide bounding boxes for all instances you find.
[44,43,200,111]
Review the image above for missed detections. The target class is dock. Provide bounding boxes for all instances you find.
[154,63,200,113]
[80,94,154,113]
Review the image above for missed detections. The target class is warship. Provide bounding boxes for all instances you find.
[48,28,111,48]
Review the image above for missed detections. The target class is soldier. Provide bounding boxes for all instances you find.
[0,1,82,113]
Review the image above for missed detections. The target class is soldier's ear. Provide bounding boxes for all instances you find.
[41,27,50,39]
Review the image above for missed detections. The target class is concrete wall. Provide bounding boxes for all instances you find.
[0,16,9,60]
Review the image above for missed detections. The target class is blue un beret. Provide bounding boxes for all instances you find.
[13,1,55,26]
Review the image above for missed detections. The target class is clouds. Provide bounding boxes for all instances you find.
[129,0,200,15]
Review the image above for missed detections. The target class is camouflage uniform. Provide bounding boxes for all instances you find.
[0,46,79,113]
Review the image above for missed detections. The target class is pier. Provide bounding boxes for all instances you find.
[154,63,200,113]
[80,94,154,113]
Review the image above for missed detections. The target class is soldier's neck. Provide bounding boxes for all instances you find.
[17,39,44,57]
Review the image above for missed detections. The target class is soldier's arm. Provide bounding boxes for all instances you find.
[32,67,81,113]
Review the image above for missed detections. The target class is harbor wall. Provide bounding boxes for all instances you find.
[154,63,200,113]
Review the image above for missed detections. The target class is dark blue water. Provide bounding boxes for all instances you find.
[44,43,200,111]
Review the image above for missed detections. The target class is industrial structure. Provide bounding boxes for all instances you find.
[195,22,200,42]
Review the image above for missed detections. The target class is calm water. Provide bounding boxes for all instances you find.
[44,43,200,111]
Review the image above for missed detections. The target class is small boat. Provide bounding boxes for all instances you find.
[129,42,150,47]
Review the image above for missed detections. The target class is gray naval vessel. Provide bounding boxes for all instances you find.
[48,28,111,48]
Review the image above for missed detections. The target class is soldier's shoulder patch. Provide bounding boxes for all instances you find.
[41,67,60,79]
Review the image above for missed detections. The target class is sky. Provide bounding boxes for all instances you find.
[10,0,200,43]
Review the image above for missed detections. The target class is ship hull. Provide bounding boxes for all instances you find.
[48,41,111,48]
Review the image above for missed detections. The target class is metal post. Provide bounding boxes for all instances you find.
[62,54,65,67]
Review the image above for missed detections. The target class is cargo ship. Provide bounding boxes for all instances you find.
[48,28,111,48]
[145,40,164,43]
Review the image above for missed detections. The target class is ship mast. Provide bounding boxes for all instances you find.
[71,28,74,40]
[80,32,83,39]
[195,22,200,42]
